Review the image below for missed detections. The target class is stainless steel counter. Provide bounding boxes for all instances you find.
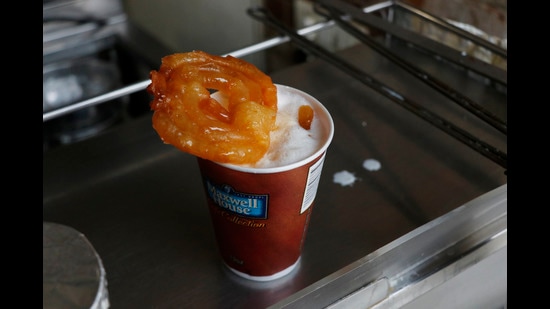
[43,24,507,308]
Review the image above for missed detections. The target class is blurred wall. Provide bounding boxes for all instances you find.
[122,0,265,69]
[408,0,506,39]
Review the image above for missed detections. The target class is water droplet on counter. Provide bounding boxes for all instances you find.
[333,170,358,187]
[363,159,381,171]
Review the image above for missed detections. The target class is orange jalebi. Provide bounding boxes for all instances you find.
[147,50,278,164]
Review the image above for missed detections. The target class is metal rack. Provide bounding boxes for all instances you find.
[42,11,337,122]
[248,2,507,170]
[43,0,506,170]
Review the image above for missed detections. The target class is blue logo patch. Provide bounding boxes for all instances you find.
[205,179,268,219]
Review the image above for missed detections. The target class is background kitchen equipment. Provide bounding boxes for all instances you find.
[43,0,506,153]
[43,0,156,152]
[43,57,124,149]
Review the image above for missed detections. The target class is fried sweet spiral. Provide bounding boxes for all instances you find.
[147,51,278,164]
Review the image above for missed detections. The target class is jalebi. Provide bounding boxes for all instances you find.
[147,50,278,164]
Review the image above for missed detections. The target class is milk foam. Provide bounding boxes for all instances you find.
[251,87,325,168]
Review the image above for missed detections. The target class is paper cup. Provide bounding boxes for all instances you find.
[197,85,334,281]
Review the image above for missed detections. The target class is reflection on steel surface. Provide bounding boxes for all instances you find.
[269,184,507,308]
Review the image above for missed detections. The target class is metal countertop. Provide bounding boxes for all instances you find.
[43,38,507,307]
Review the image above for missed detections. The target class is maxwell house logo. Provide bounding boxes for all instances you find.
[205,179,268,219]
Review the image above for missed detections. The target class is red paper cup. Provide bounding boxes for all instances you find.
[197,85,334,281]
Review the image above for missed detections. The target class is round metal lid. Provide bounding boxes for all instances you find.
[43,222,109,309]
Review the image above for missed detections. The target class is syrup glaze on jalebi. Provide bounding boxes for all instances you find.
[147,50,278,164]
